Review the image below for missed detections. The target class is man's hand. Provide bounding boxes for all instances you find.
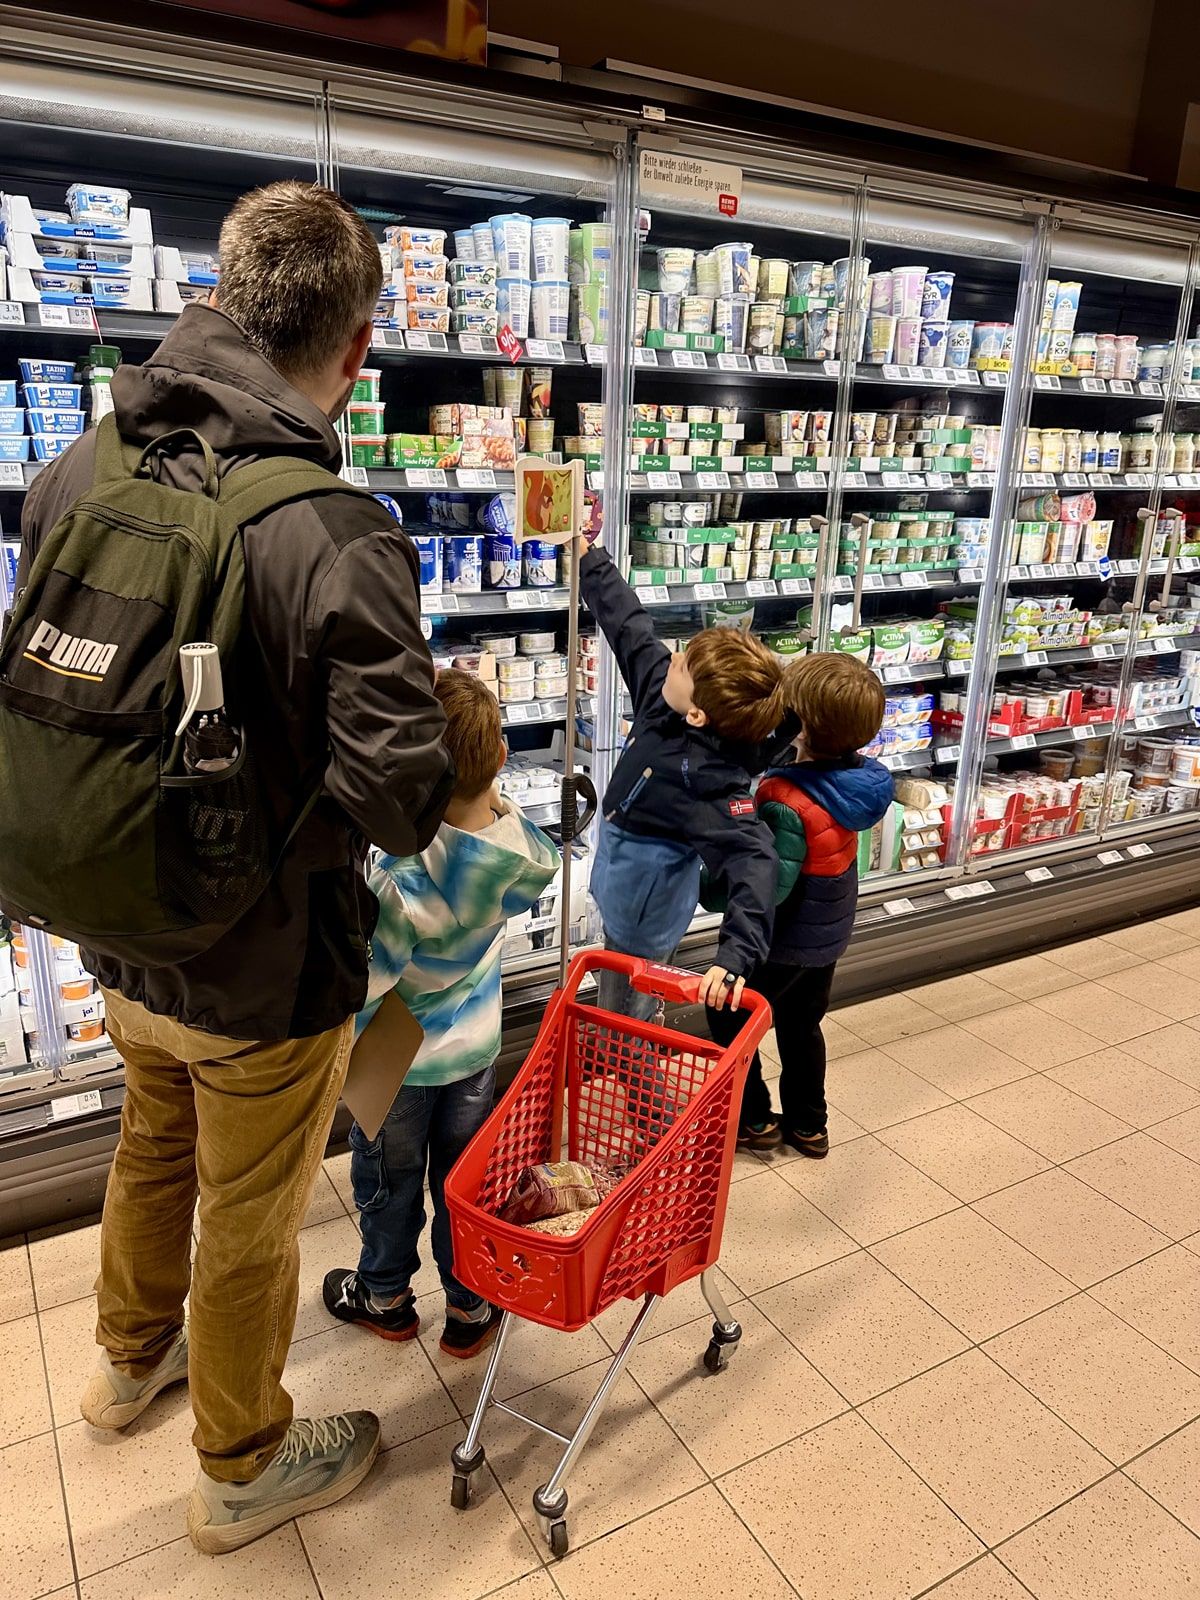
[699,965,745,1011]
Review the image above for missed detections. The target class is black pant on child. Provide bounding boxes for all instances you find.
[707,961,836,1135]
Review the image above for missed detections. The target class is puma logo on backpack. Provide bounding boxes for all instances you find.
[0,414,380,967]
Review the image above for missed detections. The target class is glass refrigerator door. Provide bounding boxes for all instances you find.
[958,216,1200,869]
[325,84,625,975]
[0,52,326,1135]
[831,182,1032,886]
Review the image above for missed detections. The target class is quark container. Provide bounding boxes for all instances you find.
[656,247,695,295]
[472,222,497,264]
[485,533,522,589]
[444,536,484,593]
[531,280,569,339]
[490,214,532,277]
[497,278,531,338]
[453,229,476,260]
[410,535,443,592]
[523,540,559,587]
[532,218,571,281]
[890,266,928,320]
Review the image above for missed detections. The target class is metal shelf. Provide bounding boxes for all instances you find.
[420,587,576,617]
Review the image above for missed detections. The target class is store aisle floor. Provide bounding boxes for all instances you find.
[3,911,1200,1599]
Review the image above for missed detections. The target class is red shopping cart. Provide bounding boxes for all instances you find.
[444,949,771,1556]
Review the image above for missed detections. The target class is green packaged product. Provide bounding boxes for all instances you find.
[830,630,871,663]
[350,435,388,468]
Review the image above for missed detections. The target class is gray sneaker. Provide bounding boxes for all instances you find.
[80,1324,189,1430]
[187,1411,381,1555]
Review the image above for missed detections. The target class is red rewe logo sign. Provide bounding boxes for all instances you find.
[718,192,739,218]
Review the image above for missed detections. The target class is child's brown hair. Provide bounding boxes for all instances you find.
[434,669,506,800]
[783,651,885,758]
[685,628,786,744]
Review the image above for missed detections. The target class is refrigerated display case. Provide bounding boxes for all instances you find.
[2,11,1200,1228]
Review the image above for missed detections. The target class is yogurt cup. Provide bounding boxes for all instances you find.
[526,417,554,453]
[351,368,381,403]
[891,266,929,320]
[444,536,484,593]
[531,218,570,281]
[497,657,535,682]
[656,247,695,295]
[523,541,559,587]
[918,320,949,367]
[971,322,1009,366]
[865,315,896,363]
[895,316,922,365]
[471,222,497,264]
[485,533,522,589]
[748,302,779,354]
[714,295,749,352]
[525,367,553,418]
[453,228,476,260]
[490,214,532,277]
[868,272,894,312]
[833,256,871,308]
[921,270,955,321]
[393,227,446,254]
[497,277,531,338]
[789,260,823,297]
[680,295,714,334]
[531,280,569,339]
[648,292,681,333]
[348,401,387,435]
[713,242,755,297]
[411,534,443,591]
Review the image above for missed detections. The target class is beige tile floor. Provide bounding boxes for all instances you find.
[3,913,1200,1599]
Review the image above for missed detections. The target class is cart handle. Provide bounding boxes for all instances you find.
[563,949,772,1033]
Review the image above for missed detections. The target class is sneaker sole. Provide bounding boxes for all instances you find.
[737,1134,783,1152]
[187,1432,382,1556]
[80,1363,189,1430]
[439,1321,501,1360]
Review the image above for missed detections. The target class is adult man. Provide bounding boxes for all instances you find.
[19,182,452,1553]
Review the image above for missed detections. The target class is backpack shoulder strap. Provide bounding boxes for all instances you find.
[218,455,380,529]
[91,413,140,484]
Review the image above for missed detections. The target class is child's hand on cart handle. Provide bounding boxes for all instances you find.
[699,965,745,1010]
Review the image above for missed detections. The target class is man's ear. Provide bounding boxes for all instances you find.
[685,706,709,729]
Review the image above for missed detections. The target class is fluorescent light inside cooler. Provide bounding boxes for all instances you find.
[438,186,538,202]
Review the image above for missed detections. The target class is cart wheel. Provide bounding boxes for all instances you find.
[548,1520,570,1558]
[704,1338,731,1374]
[451,1473,472,1510]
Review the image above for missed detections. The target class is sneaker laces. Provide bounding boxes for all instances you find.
[277,1414,357,1467]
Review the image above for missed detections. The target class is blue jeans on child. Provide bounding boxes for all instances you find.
[348,1064,496,1311]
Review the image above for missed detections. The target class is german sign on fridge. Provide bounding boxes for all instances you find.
[638,150,742,216]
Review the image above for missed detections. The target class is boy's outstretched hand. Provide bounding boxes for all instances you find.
[699,965,745,1011]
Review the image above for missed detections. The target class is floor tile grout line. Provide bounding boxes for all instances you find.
[708,1474,807,1596]
[987,1462,1127,1564]
[1116,1456,1200,1544]
[31,1302,83,1599]
[911,1551,1042,1600]
[293,1520,325,1599]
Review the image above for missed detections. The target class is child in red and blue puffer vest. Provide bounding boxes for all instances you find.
[706,651,892,1158]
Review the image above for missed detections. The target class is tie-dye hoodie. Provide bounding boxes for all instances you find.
[357,799,560,1086]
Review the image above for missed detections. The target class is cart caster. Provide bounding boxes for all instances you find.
[547,1519,570,1558]
[450,1441,485,1510]
[703,1317,742,1374]
[534,1487,570,1556]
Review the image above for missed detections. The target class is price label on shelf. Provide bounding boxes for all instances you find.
[1024,650,1048,665]
[1025,866,1055,883]
[0,462,24,487]
[744,579,778,597]
[881,664,912,682]
[1183,384,1200,401]
[1011,733,1036,749]
[372,327,405,351]
[1034,374,1061,390]
[671,349,708,370]
[1127,842,1154,858]
[823,359,841,377]
[633,585,673,605]
[1181,556,1200,571]
[504,703,536,723]
[882,365,903,381]
[959,370,982,385]
[1011,564,1031,579]
[456,468,497,490]
[982,370,1009,387]
[946,660,971,676]
[754,355,787,374]
[419,591,458,614]
[1052,562,1074,577]
[1072,723,1094,740]
[940,745,962,763]
[924,472,951,489]
[744,471,778,489]
[1117,558,1140,574]
[779,577,811,596]
[696,471,731,490]
[881,471,913,488]
[1093,642,1117,658]
[584,344,607,365]
[0,300,26,326]
[863,573,885,590]
[50,1089,104,1123]
[405,468,447,489]
[1089,472,1114,488]
[1061,474,1089,488]
[794,471,827,490]
[1134,714,1158,731]
[958,567,984,583]
[716,352,752,372]
[1081,377,1107,393]
[634,347,659,367]
[340,465,370,488]
[1137,379,1163,397]
[404,331,448,352]
[899,570,928,588]
[883,898,916,917]
[1153,636,1175,653]
[37,303,99,331]
[587,471,604,491]
[1021,474,1055,489]
[832,574,853,592]
[1176,473,1200,488]
[456,334,499,356]
[1109,378,1134,394]
[945,880,995,900]
[841,471,868,488]
[692,582,727,600]
[646,471,683,490]
[1124,473,1152,488]
[1030,563,1053,578]
[1097,849,1125,866]
[526,339,565,362]
[966,472,995,489]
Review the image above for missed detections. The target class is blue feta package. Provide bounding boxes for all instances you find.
[523,539,559,588]
[484,533,521,589]
[371,492,404,525]
[410,534,443,591]
[478,493,516,535]
[444,535,483,593]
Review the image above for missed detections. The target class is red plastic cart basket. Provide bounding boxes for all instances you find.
[446,949,771,1556]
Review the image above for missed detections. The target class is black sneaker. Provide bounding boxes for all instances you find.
[736,1120,783,1151]
[784,1128,829,1159]
[323,1268,419,1342]
[439,1303,503,1360]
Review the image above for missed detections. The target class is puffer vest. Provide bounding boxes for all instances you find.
[759,777,860,967]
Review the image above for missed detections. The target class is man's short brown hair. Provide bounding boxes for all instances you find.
[217,181,382,381]
[435,669,506,802]
[783,651,885,758]
[685,628,785,744]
